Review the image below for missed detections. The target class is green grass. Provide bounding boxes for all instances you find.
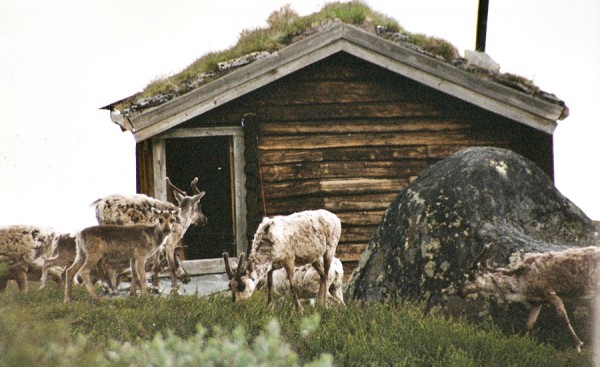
[0,282,592,366]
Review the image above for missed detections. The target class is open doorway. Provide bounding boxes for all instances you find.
[165,136,235,259]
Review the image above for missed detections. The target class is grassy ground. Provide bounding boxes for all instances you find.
[0,282,593,366]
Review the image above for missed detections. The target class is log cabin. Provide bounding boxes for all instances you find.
[101,17,568,279]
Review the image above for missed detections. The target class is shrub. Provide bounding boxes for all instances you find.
[98,318,332,367]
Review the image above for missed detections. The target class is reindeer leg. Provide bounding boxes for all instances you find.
[129,258,138,296]
[47,267,64,289]
[15,265,29,292]
[40,256,56,290]
[149,252,161,293]
[136,256,148,296]
[547,292,584,352]
[165,239,179,293]
[267,269,275,308]
[321,255,332,306]
[524,304,542,336]
[283,262,302,312]
[80,258,102,302]
[312,260,327,305]
[65,255,85,303]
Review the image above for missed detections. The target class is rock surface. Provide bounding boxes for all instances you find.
[345,147,599,308]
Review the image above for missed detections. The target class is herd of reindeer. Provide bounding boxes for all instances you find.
[1,176,599,351]
[0,177,344,310]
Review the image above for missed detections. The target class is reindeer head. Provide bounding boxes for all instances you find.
[460,243,494,297]
[166,177,208,227]
[223,252,256,302]
[151,208,181,235]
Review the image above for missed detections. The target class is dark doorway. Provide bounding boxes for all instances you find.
[165,136,235,259]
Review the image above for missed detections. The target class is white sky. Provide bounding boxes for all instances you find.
[1,0,599,233]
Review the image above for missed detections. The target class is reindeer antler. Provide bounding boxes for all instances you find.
[191,177,202,195]
[471,243,493,271]
[223,252,235,280]
[166,177,187,196]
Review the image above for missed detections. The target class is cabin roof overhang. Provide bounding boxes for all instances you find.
[104,23,568,142]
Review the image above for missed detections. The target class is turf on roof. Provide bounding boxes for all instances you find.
[114,0,558,117]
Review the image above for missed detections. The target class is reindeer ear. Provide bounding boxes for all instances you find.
[223,252,235,280]
[236,253,246,279]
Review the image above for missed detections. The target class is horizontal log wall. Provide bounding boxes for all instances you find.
[176,52,553,278]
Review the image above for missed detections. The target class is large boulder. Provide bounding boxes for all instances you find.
[345,147,599,308]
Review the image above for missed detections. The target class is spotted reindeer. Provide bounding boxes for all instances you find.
[0,225,61,292]
[224,209,341,311]
[224,253,345,306]
[92,177,207,291]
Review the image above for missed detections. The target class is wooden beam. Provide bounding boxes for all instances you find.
[180,258,237,276]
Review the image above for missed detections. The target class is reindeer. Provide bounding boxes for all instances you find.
[224,209,341,311]
[41,233,171,294]
[64,208,180,303]
[92,177,207,292]
[225,254,345,306]
[0,225,60,291]
[40,233,77,289]
[461,244,600,352]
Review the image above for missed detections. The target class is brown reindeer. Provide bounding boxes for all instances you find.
[92,177,207,291]
[461,244,600,352]
[64,208,180,303]
[40,233,77,290]
[224,210,341,311]
[42,232,187,294]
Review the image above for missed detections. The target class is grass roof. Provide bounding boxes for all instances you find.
[115,1,460,115]
[114,1,557,116]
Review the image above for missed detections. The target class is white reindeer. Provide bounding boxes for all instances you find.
[254,257,345,306]
[92,177,207,291]
[224,209,341,311]
[223,254,345,306]
[0,225,60,292]
[64,208,180,303]
[461,244,600,352]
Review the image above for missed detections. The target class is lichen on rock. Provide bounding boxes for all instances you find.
[346,147,599,311]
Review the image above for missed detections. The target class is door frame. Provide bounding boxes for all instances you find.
[152,127,247,263]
